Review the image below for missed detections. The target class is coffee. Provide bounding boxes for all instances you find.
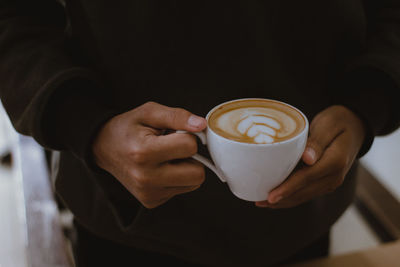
[188,98,308,201]
[208,99,305,144]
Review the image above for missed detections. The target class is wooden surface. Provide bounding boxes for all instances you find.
[355,164,400,241]
[15,135,72,267]
[290,240,400,267]
[291,164,400,266]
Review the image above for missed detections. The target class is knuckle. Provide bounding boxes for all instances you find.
[143,101,157,109]
[185,137,198,156]
[194,166,206,184]
[141,199,157,209]
[130,144,150,164]
[130,168,150,189]
[142,201,155,209]
[142,196,169,209]
[137,192,154,207]
[169,108,189,125]
[137,102,149,113]
[137,101,157,116]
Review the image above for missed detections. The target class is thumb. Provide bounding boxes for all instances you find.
[302,146,318,166]
[302,119,343,166]
[137,101,207,131]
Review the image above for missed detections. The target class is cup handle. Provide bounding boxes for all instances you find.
[176,130,226,183]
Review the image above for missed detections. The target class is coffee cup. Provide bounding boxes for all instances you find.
[179,98,309,202]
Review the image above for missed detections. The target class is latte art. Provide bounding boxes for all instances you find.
[208,99,305,144]
[216,108,298,144]
[237,114,280,144]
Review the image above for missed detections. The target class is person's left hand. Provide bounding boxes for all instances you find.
[255,105,366,209]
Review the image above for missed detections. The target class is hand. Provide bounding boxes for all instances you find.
[255,105,366,209]
[92,101,207,209]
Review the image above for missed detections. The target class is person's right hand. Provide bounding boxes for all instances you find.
[92,101,207,209]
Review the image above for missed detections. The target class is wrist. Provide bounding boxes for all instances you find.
[337,104,373,158]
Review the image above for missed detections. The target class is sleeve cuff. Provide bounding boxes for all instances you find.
[335,68,399,157]
[42,79,121,169]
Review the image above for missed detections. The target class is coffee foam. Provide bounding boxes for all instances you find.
[209,100,305,144]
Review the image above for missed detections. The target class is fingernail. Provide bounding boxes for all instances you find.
[256,202,269,207]
[188,115,205,128]
[306,147,316,164]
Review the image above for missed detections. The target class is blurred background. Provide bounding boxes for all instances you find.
[0,101,399,267]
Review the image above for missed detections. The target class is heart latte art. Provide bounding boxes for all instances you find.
[208,99,305,144]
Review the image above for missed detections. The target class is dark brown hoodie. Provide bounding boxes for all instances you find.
[0,0,399,266]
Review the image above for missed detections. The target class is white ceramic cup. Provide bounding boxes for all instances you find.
[179,98,309,202]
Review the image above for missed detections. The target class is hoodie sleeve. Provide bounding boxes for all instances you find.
[336,0,400,156]
[0,0,119,165]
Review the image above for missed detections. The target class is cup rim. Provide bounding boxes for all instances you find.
[205,98,309,146]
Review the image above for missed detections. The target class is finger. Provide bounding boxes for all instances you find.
[256,174,335,209]
[141,194,173,209]
[151,160,206,188]
[302,112,344,165]
[267,130,348,204]
[165,185,202,194]
[142,132,199,163]
[136,102,207,132]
